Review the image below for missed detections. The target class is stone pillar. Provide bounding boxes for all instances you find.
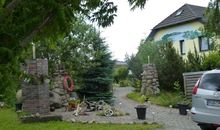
[51,64,69,106]
[141,64,160,95]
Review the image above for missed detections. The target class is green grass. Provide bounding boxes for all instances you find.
[127,91,185,107]
[0,109,162,130]
[127,92,146,104]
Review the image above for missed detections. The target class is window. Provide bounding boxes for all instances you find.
[199,37,210,51]
[175,10,183,16]
[180,40,185,55]
[199,73,220,91]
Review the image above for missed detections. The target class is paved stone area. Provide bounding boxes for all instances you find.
[53,87,201,130]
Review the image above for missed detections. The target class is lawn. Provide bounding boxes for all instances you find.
[0,109,162,130]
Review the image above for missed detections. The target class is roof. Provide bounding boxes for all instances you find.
[147,4,206,40]
[154,4,206,29]
[115,61,127,66]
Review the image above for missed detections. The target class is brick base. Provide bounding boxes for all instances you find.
[22,83,50,114]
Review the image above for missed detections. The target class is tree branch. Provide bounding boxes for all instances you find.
[4,0,23,16]
[19,12,54,47]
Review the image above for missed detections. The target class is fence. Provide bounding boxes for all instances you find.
[183,71,205,99]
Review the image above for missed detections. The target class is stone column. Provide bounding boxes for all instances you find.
[141,64,160,95]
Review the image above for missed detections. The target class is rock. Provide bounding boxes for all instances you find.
[88,120,95,124]
[100,121,108,124]
[35,113,40,117]
[16,89,23,104]
[71,118,76,123]
[0,102,4,108]
[82,121,88,124]
[49,91,62,108]
[53,88,66,95]
[128,122,134,124]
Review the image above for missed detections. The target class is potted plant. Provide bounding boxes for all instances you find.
[134,95,148,120]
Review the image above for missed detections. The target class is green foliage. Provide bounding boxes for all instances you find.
[156,41,185,91]
[205,0,220,36]
[136,40,160,64]
[173,81,181,92]
[125,54,142,80]
[119,80,131,87]
[149,91,187,107]
[131,40,185,91]
[185,46,220,71]
[127,92,146,104]
[203,51,220,70]
[0,0,147,105]
[0,58,21,106]
[131,79,142,92]
[113,67,129,83]
[185,45,204,72]
[128,91,188,107]
[0,109,162,130]
[128,0,147,10]
[0,0,146,64]
[37,18,114,94]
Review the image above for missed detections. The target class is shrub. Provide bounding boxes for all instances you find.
[202,51,220,70]
[113,67,129,83]
[149,91,186,107]
[131,79,142,92]
[119,79,131,87]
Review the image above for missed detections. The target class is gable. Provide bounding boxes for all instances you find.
[154,4,206,29]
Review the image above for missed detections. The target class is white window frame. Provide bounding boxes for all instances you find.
[199,37,209,52]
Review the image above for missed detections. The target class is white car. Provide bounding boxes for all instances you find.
[191,69,220,130]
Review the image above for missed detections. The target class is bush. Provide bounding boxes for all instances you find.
[131,79,142,92]
[202,51,220,70]
[149,91,185,107]
[113,67,129,83]
[119,79,131,87]
[127,91,188,107]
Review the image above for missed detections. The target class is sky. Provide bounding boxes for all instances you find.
[100,0,210,61]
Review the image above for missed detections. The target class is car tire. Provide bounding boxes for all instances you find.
[199,124,217,130]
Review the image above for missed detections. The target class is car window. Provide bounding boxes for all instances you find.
[199,73,220,91]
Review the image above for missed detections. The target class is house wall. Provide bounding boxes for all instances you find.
[154,21,203,41]
[153,21,208,58]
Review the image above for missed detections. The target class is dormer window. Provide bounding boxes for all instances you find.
[176,10,183,16]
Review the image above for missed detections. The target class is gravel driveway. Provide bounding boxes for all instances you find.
[53,87,201,130]
[114,87,200,130]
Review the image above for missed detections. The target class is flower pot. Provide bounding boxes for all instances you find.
[135,105,147,120]
[178,104,189,115]
[15,103,22,111]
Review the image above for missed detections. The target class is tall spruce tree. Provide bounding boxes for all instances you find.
[81,37,115,93]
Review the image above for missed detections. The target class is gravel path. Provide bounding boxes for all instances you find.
[53,87,201,130]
